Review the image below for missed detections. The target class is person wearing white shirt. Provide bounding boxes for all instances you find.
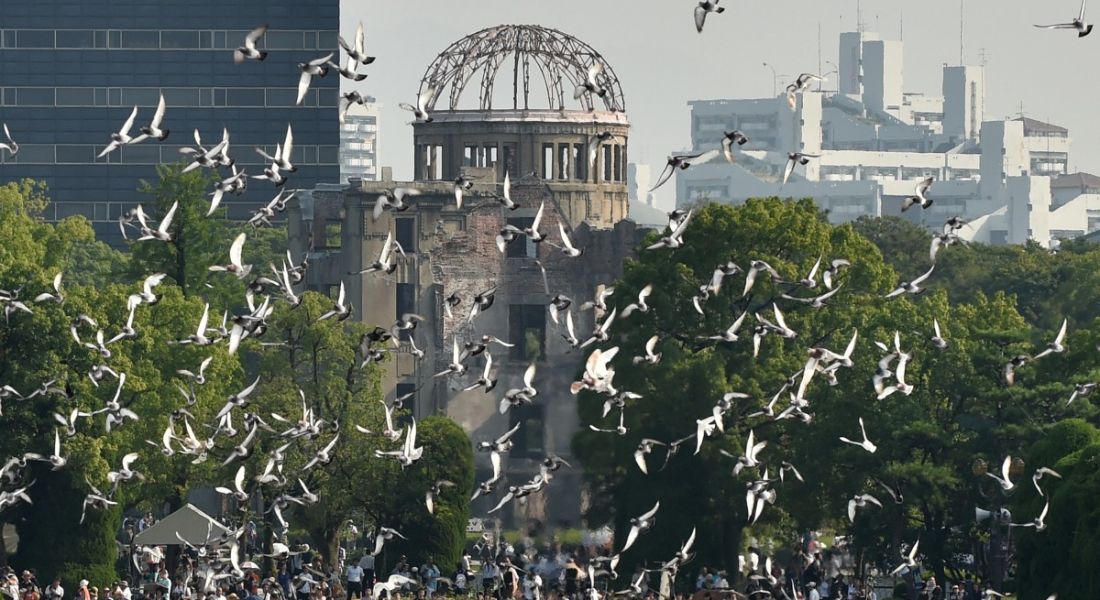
[43,580,63,600]
[521,571,542,600]
[346,564,364,600]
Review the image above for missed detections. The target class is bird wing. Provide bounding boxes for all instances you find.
[523,363,536,388]
[160,201,179,233]
[245,24,268,46]
[1054,318,1068,345]
[282,124,294,159]
[912,263,936,285]
[559,222,577,252]
[196,303,210,336]
[531,201,545,231]
[229,232,246,268]
[1001,456,1013,484]
[621,526,641,552]
[296,71,313,105]
[354,21,365,56]
[490,451,502,480]
[120,106,139,135]
[639,500,660,521]
[934,318,942,338]
[649,163,675,192]
[694,5,707,32]
[782,157,796,185]
[151,94,167,127]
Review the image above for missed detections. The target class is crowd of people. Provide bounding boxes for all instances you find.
[0,520,998,600]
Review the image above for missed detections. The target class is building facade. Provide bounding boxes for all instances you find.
[0,0,340,243]
[288,25,646,528]
[676,30,1090,248]
[339,99,381,183]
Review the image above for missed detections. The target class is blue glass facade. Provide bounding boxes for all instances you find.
[0,0,340,243]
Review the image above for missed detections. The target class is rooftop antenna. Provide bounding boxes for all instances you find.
[857,0,863,33]
[959,0,964,64]
[817,21,822,87]
[900,10,904,41]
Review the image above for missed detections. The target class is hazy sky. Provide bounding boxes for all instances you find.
[342,0,1098,208]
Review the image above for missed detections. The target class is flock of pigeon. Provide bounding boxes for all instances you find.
[0,2,1092,599]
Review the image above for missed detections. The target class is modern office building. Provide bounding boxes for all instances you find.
[339,99,381,183]
[0,0,340,244]
[676,30,1090,248]
[287,25,645,527]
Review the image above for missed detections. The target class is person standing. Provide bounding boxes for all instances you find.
[346,562,364,600]
[420,559,440,598]
[807,582,820,600]
[521,569,541,600]
[42,581,62,600]
[358,554,376,590]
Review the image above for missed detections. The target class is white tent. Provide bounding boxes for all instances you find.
[133,504,230,546]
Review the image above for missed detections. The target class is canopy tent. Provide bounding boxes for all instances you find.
[133,503,229,546]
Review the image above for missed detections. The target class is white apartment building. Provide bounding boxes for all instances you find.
[339,98,381,183]
[676,31,1088,247]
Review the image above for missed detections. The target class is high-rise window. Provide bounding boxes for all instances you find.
[509,304,546,361]
[395,218,416,253]
[509,405,546,457]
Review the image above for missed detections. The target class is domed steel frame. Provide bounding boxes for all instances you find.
[417,24,626,113]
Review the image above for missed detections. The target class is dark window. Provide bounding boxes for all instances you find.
[613,145,622,182]
[161,31,200,49]
[502,144,517,177]
[558,144,570,180]
[573,144,586,181]
[226,88,265,107]
[121,144,161,164]
[509,304,546,361]
[395,218,415,253]
[121,88,161,107]
[162,88,200,107]
[56,30,94,48]
[56,87,94,106]
[505,217,536,259]
[56,145,92,164]
[464,145,478,167]
[121,30,159,49]
[395,383,417,415]
[484,145,498,168]
[16,30,54,48]
[17,88,54,106]
[509,404,546,457]
[318,146,339,165]
[264,30,305,49]
[602,146,612,182]
[396,284,415,340]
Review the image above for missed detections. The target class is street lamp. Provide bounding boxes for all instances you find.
[762,62,778,97]
[822,61,839,92]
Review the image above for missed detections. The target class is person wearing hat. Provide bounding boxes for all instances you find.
[805,581,820,600]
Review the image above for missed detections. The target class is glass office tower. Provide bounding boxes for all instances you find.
[0,0,340,244]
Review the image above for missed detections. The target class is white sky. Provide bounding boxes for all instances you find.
[342,0,1098,209]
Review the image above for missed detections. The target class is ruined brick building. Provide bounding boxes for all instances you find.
[287,25,650,529]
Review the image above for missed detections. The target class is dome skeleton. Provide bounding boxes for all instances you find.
[417,25,626,113]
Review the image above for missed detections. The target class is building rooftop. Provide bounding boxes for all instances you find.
[1014,117,1068,135]
[1051,172,1100,189]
